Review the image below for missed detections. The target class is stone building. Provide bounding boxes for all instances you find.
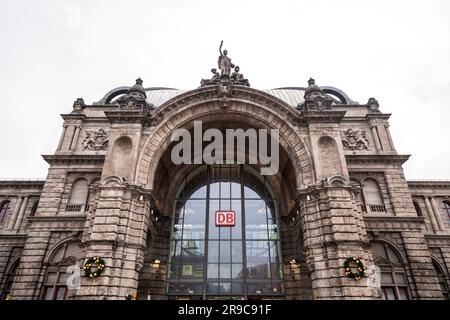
[1,56,449,300]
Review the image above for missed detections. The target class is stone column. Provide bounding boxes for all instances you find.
[57,124,68,151]
[370,125,382,152]
[430,197,445,231]
[384,124,396,152]
[13,196,29,231]
[70,126,81,151]
[424,197,439,233]
[7,196,22,229]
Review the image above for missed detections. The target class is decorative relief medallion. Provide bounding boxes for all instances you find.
[341,128,369,151]
[82,129,109,151]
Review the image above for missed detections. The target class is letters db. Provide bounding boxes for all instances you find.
[215,211,235,227]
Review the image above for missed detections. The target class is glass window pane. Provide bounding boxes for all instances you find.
[398,287,409,300]
[382,287,396,300]
[183,200,206,239]
[221,182,230,198]
[231,282,243,295]
[207,264,219,279]
[208,240,219,263]
[43,286,54,300]
[219,282,231,294]
[231,241,243,263]
[210,182,220,199]
[55,286,67,300]
[219,264,231,279]
[232,264,244,279]
[220,241,231,262]
[231,182,241,199]
[207,282,219,295]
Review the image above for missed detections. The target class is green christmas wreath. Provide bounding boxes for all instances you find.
[83,257,105,279]
[343,257,366,280]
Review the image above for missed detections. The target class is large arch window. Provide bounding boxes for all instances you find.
[0,201,11,224]
[363,179,386,213]
[67,179,89,212]
[370,242,409,300]
[1,260,19,300]
[42,241,81,300]
[166,165,283,299]
[433,260,450,300]
[441,201,450,221]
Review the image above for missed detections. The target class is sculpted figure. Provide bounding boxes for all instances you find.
[218,40,234,77]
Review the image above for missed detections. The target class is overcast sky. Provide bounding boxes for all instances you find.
[0,0,449,180]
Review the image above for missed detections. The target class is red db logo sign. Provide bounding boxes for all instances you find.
[215,211,235,227]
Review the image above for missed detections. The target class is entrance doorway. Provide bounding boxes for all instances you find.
[166,165,284,300]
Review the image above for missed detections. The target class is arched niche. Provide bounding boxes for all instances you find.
[108,136,133,180]
[317,136,342,178]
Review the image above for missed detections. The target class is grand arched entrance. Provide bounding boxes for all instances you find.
[166,164,283,300]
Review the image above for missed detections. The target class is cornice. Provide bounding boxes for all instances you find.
[61,113,87,121]
[104,110,152,124]
[364,215,425,230]
[345,154,410,165]
[0,180,45,189]
[42,154,105,165]
[300,110,347,124]
[366,113,392,121]
[407,180,450,189]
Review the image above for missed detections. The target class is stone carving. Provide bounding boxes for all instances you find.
[117,78,154,112]
[341,128,369,151]
[218,40,235,77]
[73,98,85,112]
[301,78,333,111]
[82,129,109,151]
[200,68,221,87]
[367,97,380,113]
[231,66,250,87]
[217,79,232,111]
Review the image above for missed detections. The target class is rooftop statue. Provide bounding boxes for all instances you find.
[231,66,250,87]
[218,40,235,77]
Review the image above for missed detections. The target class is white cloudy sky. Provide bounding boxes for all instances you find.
[0,0,449,179]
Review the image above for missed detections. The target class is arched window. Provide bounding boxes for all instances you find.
[363,179,386,213]
[1,260,19,300]
[0,201,11,224]
[441,201,450,221]
[42,241,81,300]
[413,201,422,217]
[432,260,450,300]
[30,200,39,217]
[167,165,283,299]
[67,179,88,212]
[370,242,409,300]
